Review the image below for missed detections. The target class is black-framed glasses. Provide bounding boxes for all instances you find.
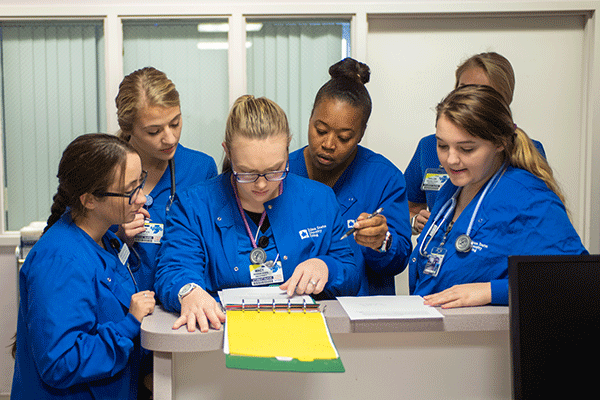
[232,164,289,183]
[96,170,148,204]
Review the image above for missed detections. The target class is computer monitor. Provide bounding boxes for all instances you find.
[508,254,600,399]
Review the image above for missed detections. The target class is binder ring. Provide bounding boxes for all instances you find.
[241,298,245,312]
[272,298,276,313]
[287,299,291,313]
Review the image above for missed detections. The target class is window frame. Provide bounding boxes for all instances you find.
[0,2,597,254]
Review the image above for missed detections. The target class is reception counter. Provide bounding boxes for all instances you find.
[142,301,510,400]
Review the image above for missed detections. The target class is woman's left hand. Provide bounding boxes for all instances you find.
[422,282,492,309]
[353,213,388,251]
[280,258,328,296]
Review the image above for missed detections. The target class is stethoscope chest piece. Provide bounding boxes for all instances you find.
[455,234,472,253]
[250,247,267,264]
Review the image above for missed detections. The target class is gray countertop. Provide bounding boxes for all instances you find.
[141,300,509,353]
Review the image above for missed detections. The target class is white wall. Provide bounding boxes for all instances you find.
[1,1,599,397]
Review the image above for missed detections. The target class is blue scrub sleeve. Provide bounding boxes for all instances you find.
[25,255,140,389]
[490,279,508,305]
[404,141,427,204]
[310,194,361,297]
[155,193,208,312]
[362,170,412,276]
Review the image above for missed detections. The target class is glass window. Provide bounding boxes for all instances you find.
[122,19,230,168]
[247,20,351,152]
[0,21,105,231]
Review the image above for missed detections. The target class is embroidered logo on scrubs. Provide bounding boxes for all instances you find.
[298,225,327,239]
[471,241,489,253]
[347,219,355,229]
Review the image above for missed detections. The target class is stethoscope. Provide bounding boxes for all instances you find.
[144,158,176,213]
[418,164,506,257]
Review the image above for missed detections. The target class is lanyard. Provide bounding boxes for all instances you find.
[231,174,283,250]
[419,164,506,257]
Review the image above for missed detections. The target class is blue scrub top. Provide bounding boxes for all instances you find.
[155,172,361,312]
[12,212,141,400]
[404,133,547,210]
[408,165,587,305]
[131,144,217,292]
[289,145,413,295]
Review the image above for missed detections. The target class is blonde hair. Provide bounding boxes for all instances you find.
[222,95,290,172]
[436,85,567,208]
[455,52,515,105]
[115,67,180,140]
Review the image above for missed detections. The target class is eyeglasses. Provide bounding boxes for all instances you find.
[96,170,148,204]
[232,164,289,183]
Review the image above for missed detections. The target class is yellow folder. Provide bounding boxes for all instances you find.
[226,309,338,362]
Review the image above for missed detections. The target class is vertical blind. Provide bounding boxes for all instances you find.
[0,21,105,231]
[122,19,230,168]
[247,20,350,152]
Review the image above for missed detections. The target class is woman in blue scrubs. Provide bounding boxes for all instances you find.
[12,134,155,399]
[288,58,412,295]
[406,52,547,235]
[155,95,360,333]
[115,67,217,292]
[408,85,587,308]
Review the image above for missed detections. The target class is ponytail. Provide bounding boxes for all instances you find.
[510,128,567,210]
[44,186,71,234]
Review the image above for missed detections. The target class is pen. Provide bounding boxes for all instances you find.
[339,207,384,240]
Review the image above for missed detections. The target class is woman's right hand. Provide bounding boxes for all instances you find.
[129,290,156,322]
[413,209,431,235]
[173,286,226,333]
[116,208,150,246]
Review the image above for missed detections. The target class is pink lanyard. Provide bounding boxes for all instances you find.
[231,174,283,249]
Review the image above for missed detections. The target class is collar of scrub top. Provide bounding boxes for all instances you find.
[145,158,176,213]
[419,163,507,257]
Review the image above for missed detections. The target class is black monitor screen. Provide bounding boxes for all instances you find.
[509,254,600,399]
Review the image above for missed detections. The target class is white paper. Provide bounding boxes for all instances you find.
[337,295,443,320]
[218,286,313,307]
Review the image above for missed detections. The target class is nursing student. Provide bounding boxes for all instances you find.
[289,58,412,295]
[11,134,155,399]
[406,52,546,235]
[409,85,587,308]
[155,95,360,332]
[115,67,218,292]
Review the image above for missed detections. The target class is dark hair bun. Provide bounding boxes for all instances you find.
[329,57,370,85]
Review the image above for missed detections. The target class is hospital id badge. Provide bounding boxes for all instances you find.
[423,247,447,277]
[250,260,284,286]
[134,222,164,244]
[421,168,449,192]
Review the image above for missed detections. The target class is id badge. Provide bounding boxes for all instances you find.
[118,244,130,266]
[421,168,449,192]
[134,222,164,244]
[250,260,284,286]
[423,247,447,277]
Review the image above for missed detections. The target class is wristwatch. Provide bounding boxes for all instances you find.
[411,214,420,235]
[378,231,392,252]
[178,282,199,303]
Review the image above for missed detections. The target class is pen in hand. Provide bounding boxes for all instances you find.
[339,207,384,240]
